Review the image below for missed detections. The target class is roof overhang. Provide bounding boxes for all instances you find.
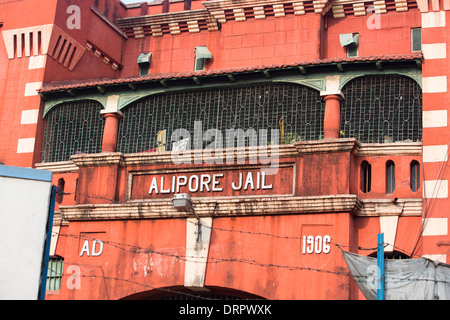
[38,53,423,100]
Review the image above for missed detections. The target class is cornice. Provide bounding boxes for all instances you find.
[58,194,422,224]
[117,8,219,37]
[70,152,125,167]
[356,142,422,156]
[36,140,422,171]
[358,198,422,216]
[59,194,361,224]
[294,138,360,155]
[116,0,421,38]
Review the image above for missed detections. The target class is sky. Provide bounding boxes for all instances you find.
[121,0,145,4]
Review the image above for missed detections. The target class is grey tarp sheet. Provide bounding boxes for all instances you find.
[342,251,450,300]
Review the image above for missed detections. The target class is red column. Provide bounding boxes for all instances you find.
[323,94,343,139]
[101,112,122,153]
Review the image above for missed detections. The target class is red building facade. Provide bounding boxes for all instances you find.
[0,0,448,300]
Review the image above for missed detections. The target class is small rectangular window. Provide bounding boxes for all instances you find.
[194,58,205,71]
[411,28,422,52]
[347,44,358,57]
[46,258,64,291]
[139,64,149,76]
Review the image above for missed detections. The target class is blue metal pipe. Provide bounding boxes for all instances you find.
[377,233,385,300]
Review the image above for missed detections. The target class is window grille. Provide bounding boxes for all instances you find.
[46,257,64,291]
[411,28,422,52]
[41,100,105,162]
[340,75,422,143]
[117,83,325,154]
[386,160,395,194]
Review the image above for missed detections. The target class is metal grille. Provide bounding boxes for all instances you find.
[46,258,64,291]
[41,100,105,162]
[117,83,324,153]
[340,75,422,143]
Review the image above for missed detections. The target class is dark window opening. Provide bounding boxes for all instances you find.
[386,160,395,194]
[139,63,149,76]
[74,178,79,201]
[411,160,420,192]
[360,160,371,193]
[56,178,65,203]
[369,250,410,260]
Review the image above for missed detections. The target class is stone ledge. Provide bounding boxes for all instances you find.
[359,198,423,216]
[59,194,361,224]
[59,195,422,224]
[70,152,125,167]
[357,142,422,156]
[294,138,359,155]
[35,161,79,173]
[36,140,422,170]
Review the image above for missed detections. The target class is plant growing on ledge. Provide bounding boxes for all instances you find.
[282,132,303,144]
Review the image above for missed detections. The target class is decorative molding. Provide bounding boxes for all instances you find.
[35,161,79,173]
[37,140,422,171]
[356,142,422,156]
[115,0,347,38]
[2,24,53,59]
[47,25,85,71]
[60,194,423,223]
[59,194,361,224]
[294,138,360,155]
[358,198,423,217]
[71,152,125,167]
[416,0,450,12]
[331,0,418,19]
[86,42,121,71]
[117,9,219,38]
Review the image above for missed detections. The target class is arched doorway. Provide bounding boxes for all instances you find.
[121,286,267,300]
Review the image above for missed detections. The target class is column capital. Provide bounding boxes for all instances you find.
[100,110,124,118]
[320,90,345,101]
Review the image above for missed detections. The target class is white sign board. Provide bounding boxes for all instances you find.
[0,165,53,300]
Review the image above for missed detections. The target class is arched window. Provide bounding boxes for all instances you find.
[340,75,422,143]
[410,160,420,192]
[386,160,395,194]
[117,83,325,154]
[360,160,371,193]
[41,100,105,162]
